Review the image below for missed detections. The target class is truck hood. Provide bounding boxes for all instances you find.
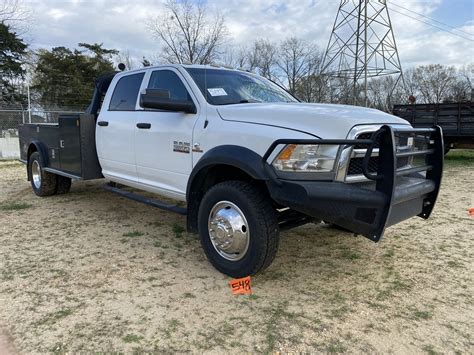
[217,102,409,138]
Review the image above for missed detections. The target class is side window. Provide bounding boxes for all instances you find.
[109,73,145,111]
[148,70,191,102]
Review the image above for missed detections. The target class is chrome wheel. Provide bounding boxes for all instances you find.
[208,201,250,261]
[32,160,41,189]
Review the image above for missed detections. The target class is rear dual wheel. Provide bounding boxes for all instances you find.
[28,152,71,196]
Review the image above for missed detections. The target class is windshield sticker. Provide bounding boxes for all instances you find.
[207,88,228,97]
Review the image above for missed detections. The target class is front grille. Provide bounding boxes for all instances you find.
[354,132,380,149]
[348,157,378,175]
[348,132,379,176]
[347,131,411,178]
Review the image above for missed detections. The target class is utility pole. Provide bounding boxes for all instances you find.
[321,0,405,107]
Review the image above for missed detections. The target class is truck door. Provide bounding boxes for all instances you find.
[96,72,145,183]
[135,68,200,199]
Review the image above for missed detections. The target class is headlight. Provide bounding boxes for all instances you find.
[272,144,340,173]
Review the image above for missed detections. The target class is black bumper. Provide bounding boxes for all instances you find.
[264,125,444,242]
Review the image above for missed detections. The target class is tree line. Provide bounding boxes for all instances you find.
[1,0,473,114]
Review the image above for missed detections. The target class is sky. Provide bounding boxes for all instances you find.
[19,0,474,69]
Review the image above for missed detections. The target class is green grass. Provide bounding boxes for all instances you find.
[122,334,142,343]
[422,344,438,355]
[444,149,474,167]
[326,339,347,353]
[171,223,185,238]
[1,202,32,211]
[37,308,73,326]
[340,249,360,260]
[122,231,145,238]
[413,310,433,320]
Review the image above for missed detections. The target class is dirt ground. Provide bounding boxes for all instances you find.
[0,155,473,354]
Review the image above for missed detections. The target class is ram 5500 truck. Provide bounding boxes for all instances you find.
[18,65,444,277]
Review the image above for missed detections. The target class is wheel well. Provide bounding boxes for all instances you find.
[186,164,269,233]
[25,144,39,181]
[27,144,38,162]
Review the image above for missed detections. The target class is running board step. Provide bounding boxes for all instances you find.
[103,183,187,215]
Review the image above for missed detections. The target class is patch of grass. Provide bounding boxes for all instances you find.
[329,305,350,319]
[163,318,183,338]
[122,334,142,343]
[1,201,32,211]
[444,149,474,167]
[422,344,438,355]
[122,231,144,238]
[340,249,360,260]
[171,223,185,238]
[383,249,395,258]
[413,310,433,320]
[326,339,346,353]
[50,342,68,354]
[38,308,73,326]
[183,292,196,299]
[447,260,463,268]
[1,270,14,281]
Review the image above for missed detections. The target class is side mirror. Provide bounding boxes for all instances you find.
[140,89,197,114]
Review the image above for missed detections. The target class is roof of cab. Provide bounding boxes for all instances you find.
[114,63,251,76]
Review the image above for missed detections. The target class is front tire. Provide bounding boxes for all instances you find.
[198,181,279,278]
[28,152,57,197]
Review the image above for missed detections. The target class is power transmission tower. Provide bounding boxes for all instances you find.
[321,0,405,106]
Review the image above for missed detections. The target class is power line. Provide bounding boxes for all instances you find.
[389,7,474,42]
[389,2,474,38]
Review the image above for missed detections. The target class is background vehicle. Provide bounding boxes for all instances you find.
[18,65,444,277]
[393,102,474,153]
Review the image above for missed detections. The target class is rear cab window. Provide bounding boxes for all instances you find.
[109,72,145,111]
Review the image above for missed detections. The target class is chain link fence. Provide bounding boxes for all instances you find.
[0,108,83,160]
[0,109,23,160]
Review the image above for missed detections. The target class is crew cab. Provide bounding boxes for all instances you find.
[18,64,444,277]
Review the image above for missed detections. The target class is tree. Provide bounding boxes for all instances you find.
[411,64,457,103]
[366,76,406,112]
[448,64,473,102]
[31,43,117,110]
[246,39,278,80]
[277,38,319,94]
[147,0,226,64]
[1,0,30,34]
[0,22,27,106]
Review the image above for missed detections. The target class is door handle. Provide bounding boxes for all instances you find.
[98,121,109,127]
[136,123,151,129]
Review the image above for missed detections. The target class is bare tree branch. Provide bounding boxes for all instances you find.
[0,0,30,30]
[147,0,227,65]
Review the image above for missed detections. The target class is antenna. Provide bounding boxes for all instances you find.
[321,0,405,106]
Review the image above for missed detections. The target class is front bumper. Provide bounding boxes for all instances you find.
[264,125,444,242]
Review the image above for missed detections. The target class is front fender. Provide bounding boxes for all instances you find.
[185,145,273,233]
[187,145,268,198]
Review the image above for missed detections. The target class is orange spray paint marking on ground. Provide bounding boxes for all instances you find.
[469,208,474,217]
[229,276,252,295]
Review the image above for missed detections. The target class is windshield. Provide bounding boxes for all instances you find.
[185,68,298,105]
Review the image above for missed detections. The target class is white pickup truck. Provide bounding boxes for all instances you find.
[19,64,444,277]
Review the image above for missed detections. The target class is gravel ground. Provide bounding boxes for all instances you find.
[0,153,473,353]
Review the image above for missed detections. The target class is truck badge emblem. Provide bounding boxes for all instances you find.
[173,141,190,154]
